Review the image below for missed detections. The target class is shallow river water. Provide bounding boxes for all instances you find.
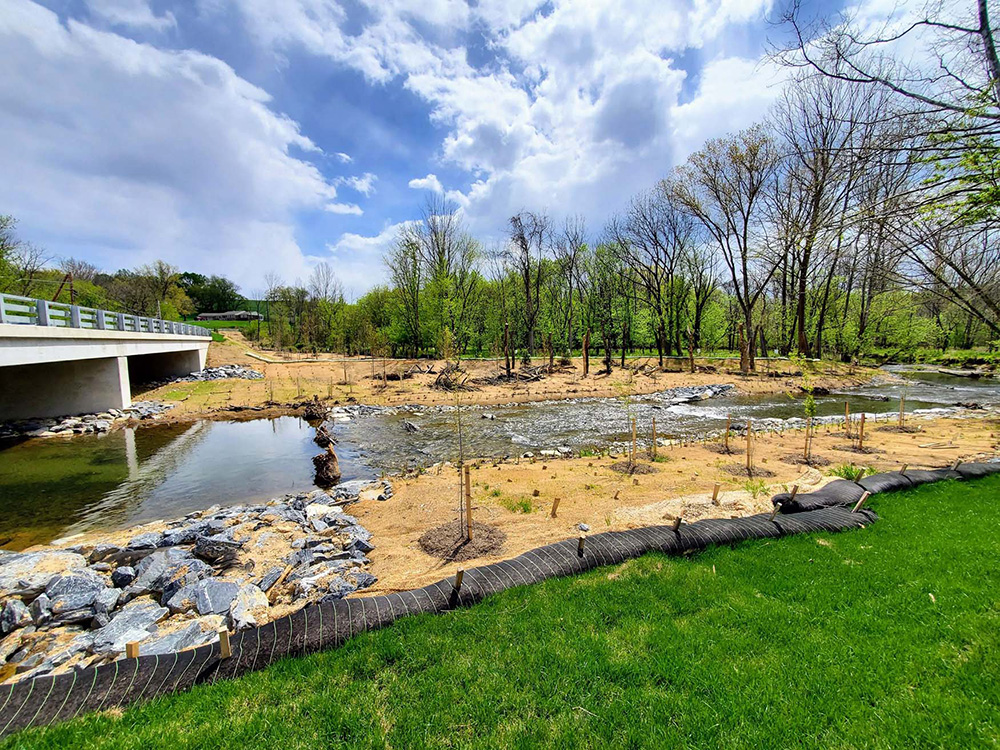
[1,367,996,549]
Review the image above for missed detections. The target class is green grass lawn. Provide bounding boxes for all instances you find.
[6,477,1000,749]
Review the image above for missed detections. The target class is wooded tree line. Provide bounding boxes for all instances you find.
[3,2,997,370]
[325,0,1000,370]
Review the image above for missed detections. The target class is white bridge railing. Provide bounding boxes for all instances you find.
[0,294,211,337]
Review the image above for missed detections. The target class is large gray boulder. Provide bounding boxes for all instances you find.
[229,584,269,629]
[141,617,222,656]
[166,579,239,616]
[1,599,31,633]
[45,569,107,615]
[90,599,168,655]
[0,551,88,597]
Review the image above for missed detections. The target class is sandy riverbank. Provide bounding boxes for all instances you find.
[135,333,883,424]
[350,409,999,594]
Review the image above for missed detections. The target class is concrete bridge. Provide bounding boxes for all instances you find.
[0,294,211,420]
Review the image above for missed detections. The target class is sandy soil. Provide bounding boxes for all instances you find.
[346,410,999,595]
[136,331,882,423]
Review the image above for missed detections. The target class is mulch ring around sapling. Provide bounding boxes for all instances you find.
[418,520,507,562]
[705,443,744,455]
[609,461,657,475]
[832,445,884,455]
[779,453,832,467]
[720,464,776,478]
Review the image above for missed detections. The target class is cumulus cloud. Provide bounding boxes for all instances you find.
[0,0,350,288]
[408,173,444,193]
[222,0,778,236]
[85,0,176,30]
[340,172,378,196]
[323,220,418,296]
[324,203,364,215]
[335,152,353,163]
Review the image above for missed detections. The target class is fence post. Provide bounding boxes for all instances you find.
[0,294,6,324]
[70,305,82,328]
[36,299,50,326]
[96,309,107,330]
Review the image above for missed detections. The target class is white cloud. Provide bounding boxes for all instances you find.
[85,0,176,30]
[335,152,353,163]
[324,203,364,215]
[0,0,346,288]
[222,0,778,237]
[323,220,418,296]
[408,173,444,193]
[340,172,377,196]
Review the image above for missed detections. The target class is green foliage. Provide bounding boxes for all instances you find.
[829,464,870,481]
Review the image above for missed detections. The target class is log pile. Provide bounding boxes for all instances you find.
[433,362,476,391]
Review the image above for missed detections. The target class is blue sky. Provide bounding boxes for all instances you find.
[0,0,854,296]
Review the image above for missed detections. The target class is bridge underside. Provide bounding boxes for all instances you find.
[0,325,209,421]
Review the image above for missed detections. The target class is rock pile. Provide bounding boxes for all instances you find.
[0,402,174,439]
[177,366,264,382]
[0,481,387,685]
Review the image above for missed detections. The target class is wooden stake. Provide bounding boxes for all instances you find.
[550,497,561,518]
[577,536,586,556]
[651,418,657,459]
[845,401,851,437]
[631,418,637,463]
[126,642,139,659]
[672,516,683,532]
[899,396,905,427]
[464,465,473,541]
[899,464,908,474]
[790,485,799,500]
[218,629,231,659]
[724,413,731,452]
[711,483,721,506]
[804,417,812,461]
[453,569,465,592]
[768,502,782,522]
[852,491,871,513]
[952,459,962,470]
[745,420,753,477]
[858,413,866,451]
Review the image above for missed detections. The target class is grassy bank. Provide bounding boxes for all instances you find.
[7,478,1000,749]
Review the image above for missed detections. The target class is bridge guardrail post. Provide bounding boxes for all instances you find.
[0,294,6,325]
[70,305,82,328]
[36,299,50,327]
[96,310,106,330]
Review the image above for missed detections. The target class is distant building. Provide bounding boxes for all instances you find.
[195,310,263,321]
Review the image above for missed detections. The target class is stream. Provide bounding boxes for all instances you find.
[1,367,997,550]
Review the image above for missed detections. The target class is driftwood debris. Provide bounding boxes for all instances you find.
[313,423,334,448]
[312,444,341,486]
[433,362,476,391]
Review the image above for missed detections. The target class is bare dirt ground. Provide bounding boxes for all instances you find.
[349,410,999,595]
[137,331,882,423]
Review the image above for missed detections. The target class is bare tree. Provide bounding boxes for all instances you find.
[506,211,552,355]
[669,126,782,372]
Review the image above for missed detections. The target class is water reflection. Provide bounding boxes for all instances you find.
[1,367,996,550]
[0,417,367,550]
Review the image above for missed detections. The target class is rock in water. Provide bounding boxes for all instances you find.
[313,423,334,448]
[403,420,419,433]
[303,399,327,421]
[313,445,341,487]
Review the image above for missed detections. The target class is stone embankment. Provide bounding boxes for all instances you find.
[0,401,174,439]
[0,479,390,685]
